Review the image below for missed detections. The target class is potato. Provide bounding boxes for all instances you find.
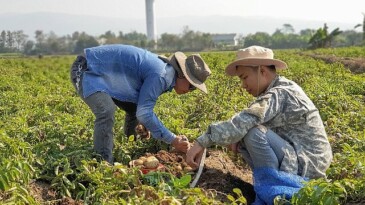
[139,156,147,162]
[144,156,159,169]
[184,166,194,172]
[134,159,144,166]
[174,165,182,171]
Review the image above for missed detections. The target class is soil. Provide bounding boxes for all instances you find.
[132,148,256,203]
[28,180,83,205]
[28,148,255,204]
[303,54,365,74]
[195,149,255,203]
[157,149,255,203]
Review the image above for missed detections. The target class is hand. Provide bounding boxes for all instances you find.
[171,135,190,153]
[186,142,204,169]
[226,142,239,153]
[135,123,150,140]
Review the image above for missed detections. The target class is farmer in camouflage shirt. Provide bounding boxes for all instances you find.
[186,46,332,179]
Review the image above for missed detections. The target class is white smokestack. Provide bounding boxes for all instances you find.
[145,0,157,43]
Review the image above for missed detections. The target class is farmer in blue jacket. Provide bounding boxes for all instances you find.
[70,44,211,163]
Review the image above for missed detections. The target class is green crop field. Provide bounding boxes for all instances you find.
[0,47,364,204]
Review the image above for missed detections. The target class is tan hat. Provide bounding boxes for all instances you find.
[225,46,287,76]
[159,52,211,94]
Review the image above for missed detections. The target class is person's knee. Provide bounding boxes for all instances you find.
[96,104,116,120]
[244,125,268,146]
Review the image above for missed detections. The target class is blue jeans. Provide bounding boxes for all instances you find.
[70,56,138,164]
[237,125,293,170]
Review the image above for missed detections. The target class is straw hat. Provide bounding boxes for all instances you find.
[225,46,287,76]
[159,52,211,93]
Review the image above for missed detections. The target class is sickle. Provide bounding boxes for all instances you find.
[190,148,207,188]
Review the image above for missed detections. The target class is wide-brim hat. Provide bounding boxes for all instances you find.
[225,46,287,76]
[159,52,211,94]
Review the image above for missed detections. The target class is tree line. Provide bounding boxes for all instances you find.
[0,23,364,55]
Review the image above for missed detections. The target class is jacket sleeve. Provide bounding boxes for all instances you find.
[197,91,283,148]
[136,76,176,144]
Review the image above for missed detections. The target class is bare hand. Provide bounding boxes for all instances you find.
[186,142,204,169]
[135,123,151,140]
[171,135,190,153]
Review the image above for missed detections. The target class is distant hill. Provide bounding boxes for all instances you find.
[0,12,358,38]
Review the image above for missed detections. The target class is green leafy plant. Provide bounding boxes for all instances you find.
[227,188,247,205]
[291,179,347,205]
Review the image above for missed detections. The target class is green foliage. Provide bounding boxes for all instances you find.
[291,179,347,205]
[227,188,247,205]
[143,171,192,197]
[0,131,37,203]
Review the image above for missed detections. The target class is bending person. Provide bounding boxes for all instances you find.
[70,44,211,163]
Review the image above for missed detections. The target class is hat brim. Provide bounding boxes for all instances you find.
[225,58,287,76]
[174,52,208,94]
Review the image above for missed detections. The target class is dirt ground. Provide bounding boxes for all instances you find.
[28,148,255,204]
[29,180,82,205]
[195,149,255,203]
[303,54,365,74]
[26,146,365,204]
[152,149,256,203]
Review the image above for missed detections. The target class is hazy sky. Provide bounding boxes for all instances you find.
[1,0,364,24]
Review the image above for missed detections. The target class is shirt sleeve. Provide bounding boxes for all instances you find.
[136,76,176,144]
[197,91,283,148]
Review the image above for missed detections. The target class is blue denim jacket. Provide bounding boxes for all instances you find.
[82,44,176,143]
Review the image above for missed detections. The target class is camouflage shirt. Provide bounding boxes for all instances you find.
[197,76,333,179]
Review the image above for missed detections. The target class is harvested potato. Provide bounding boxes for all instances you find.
[144,156,159,169]
[134,159,144,166]
[174,164,182,171]
[139,156,147,162]
[184,166,194,172]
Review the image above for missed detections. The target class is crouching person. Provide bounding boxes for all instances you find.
[186,46,332,204]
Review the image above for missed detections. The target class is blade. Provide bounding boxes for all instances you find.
[190,148,207,188]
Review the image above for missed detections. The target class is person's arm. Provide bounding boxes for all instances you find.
[136,76,190,152]
[136,76,175,143]
[196,91,283,148]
